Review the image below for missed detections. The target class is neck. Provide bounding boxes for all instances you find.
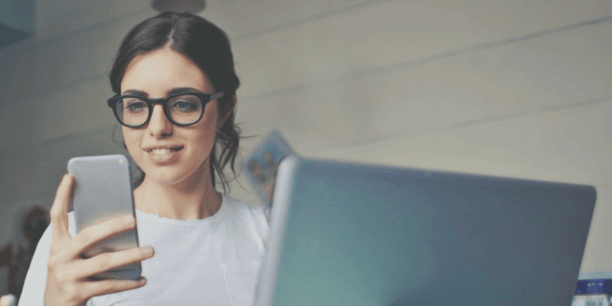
[133,162,221,220]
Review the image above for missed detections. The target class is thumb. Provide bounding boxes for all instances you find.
[49,174,74,249]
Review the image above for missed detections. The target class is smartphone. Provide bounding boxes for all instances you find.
[67,154,141,280]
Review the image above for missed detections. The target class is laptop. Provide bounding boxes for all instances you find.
[254,156,597,305]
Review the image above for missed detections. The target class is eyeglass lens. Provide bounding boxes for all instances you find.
[116,94,204,126]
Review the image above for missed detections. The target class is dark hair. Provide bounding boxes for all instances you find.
[22,206,49,245]
[109,11,241,194]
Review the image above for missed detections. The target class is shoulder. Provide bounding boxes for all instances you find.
[220,195,269,238]
[18,221,55,305]
[222,196,269,222]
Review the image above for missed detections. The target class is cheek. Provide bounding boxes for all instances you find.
[194,119,218,153]
[206,101,219,121]
[200,102,219,135]
[121,127,141,153]
[191,105,219,157]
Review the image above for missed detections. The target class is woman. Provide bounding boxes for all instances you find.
[19,11,268,306]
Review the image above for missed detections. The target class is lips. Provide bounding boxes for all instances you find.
[146,146,183,154]
[143,145,184,157]
[142,145,183,164]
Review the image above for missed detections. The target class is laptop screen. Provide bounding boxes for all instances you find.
[256,156,596,305]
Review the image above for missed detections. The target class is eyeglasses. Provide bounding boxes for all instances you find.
[107,91,224,128]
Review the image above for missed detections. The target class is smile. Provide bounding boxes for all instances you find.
[145,146,183,155]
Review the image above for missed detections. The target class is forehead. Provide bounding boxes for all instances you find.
[120,48,213,96]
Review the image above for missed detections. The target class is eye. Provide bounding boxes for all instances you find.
[175,101,195,110]
[124,99,147,113]
[169,95,201,112]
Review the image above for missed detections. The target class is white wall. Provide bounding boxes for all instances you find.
[1,0,611,278]
[0,0,35,31]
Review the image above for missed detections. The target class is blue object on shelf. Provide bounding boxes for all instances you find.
[576,279,612,294]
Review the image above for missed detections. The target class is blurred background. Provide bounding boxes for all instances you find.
[0,0,611,298]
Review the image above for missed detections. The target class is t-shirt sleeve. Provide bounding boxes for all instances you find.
[18,214,90,306]
[18,224,51,306]
[244,202,270,255]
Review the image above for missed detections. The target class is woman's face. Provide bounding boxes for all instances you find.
[120,48,219,186]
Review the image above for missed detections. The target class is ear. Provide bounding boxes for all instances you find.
[218,95,237,129]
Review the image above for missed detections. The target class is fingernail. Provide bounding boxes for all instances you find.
[139,278,147,285]
[142,246,154,256]
[124,215,135,225]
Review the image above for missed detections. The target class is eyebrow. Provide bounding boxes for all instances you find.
[168,87,204,96]
[121,87,204,97]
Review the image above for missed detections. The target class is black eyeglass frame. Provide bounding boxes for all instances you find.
[107,91,225,128]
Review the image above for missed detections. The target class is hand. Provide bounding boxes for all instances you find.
[0,294,16,306]
[44,174,155,306]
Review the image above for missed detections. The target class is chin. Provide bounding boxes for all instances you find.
[147,174,185,186]
[142,159,210,187]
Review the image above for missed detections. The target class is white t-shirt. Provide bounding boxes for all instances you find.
[18,195,269,306]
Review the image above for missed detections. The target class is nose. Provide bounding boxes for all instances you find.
[147,105,173,138]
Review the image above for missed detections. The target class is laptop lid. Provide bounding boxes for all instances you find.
[255,156,596,305]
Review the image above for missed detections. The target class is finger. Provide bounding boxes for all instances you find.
[73,246,154,280]
[81,277,147,298]
[69,214,137,258]
[50,174,75,245]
